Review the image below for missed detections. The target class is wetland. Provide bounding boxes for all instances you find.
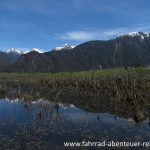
[0,68,150,149]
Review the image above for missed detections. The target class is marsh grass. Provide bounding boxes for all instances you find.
[0,67,150,108]
[0,67,150,96]
[0,67,148,83]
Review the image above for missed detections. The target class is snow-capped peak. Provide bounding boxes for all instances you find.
[120,32,150,39]
[31,48,43,53]
[5,48,23,55]
[127,32,140,36]
[24,48,43,54]
[53,44,75,51]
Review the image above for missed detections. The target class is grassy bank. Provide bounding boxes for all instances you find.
[0,67,149,95]
[0,67,149,81]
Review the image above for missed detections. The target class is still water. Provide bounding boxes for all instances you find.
[0,83,150,149]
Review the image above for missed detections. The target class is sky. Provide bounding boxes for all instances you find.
[0,0,150,51]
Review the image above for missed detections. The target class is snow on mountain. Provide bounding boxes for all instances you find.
[24,48,43,54]
[120,32,150,39]
[3,44,75,55]
[5,48,23,55]
[53,44,75,51]
[4,48,43,55]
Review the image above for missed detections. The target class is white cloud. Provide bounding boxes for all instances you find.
[57,30,121,41]
[59,31,100,41]
[57,24,150,41]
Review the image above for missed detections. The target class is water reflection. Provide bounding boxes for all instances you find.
[0,83,150,149]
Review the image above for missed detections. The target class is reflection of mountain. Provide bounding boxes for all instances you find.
[0,82,149,123]
[0,95,150,150]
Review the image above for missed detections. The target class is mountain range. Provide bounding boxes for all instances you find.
[1,32,150,72]
[0,48,44,71]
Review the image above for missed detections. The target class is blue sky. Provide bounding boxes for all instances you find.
[0,0,150,51]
